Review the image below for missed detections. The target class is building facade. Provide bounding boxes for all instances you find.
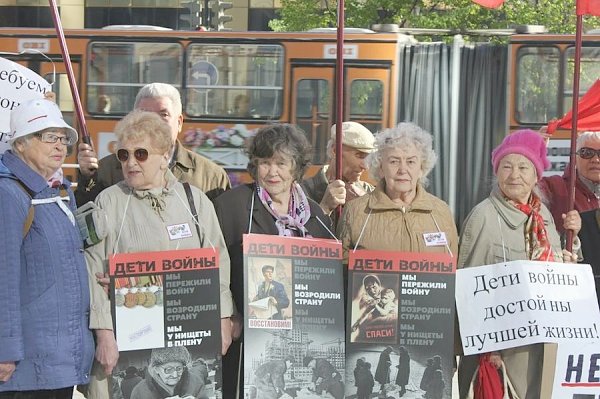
[0,0,278,31]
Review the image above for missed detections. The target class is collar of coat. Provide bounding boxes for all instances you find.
[488,186,532,230]
[366,181,435,212]
[171,140,194,171]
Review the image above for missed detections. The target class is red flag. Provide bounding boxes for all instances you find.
[472,0,504,8]
[577,0,600,16]
[547,79,600,134]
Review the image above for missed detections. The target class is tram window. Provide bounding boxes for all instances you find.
[295,79,330,164]
[185,44,283,119]
[350,79,383,119]
[515,46,560,124]
[564,46,600,113]
[87,42,183,115]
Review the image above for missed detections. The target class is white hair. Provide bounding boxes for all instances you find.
[366,122,438,187]
[134,83,182,115]
[577,131,600,151]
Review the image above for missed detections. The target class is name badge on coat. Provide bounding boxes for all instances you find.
[423,232,448,247]
[167,223,193,240]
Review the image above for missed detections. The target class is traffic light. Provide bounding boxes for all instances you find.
[210,0,233,31]
[179,0,203,30]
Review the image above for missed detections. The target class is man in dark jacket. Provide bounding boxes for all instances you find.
[303,356,344,399]
[253,264,290,320]
[253,355,294,398]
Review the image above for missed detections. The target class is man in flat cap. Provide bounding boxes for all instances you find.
[302,122,375,217]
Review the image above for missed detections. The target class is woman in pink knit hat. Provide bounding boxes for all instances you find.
[456,129,581,399]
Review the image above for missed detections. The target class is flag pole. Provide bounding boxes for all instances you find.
[565,14,584,252]
[48,0,92,145]
[335,0,345,220]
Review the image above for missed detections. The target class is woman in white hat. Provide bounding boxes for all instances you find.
[0,98,95,398]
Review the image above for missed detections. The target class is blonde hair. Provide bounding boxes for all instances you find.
[114,110,173,153]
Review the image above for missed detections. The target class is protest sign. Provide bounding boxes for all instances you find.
[243,234,345,399]
[346,250,456,399]
[108,248,222,398]
[0,57,51,153]
[456,260,600,355]
[553,340,600,398]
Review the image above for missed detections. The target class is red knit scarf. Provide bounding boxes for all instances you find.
[511,193,555,261]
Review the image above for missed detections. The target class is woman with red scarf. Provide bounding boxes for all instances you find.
[456,130,581,399]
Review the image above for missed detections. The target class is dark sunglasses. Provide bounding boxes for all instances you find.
[116,148,149,163]
[577,147,600,160]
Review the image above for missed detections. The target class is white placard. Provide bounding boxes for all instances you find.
[552,340,600,398]
[0,56,52,154]
[456,260,600,355]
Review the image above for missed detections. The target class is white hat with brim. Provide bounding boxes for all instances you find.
[330,121,376,153]
[9,98,78,144]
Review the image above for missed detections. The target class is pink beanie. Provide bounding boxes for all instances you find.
[491,129,550,181]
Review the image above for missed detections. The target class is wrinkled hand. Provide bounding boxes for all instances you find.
[562,210,581,237]
[96,272,110,296]
[221,318,233,355]
[95,329,119,375]
[0,361,16,382]
[488,352,502,369]
[319,180,346,215]
[44,92,56,103]
[78,142,99,177]
[346,181,367,202]
[562,249,578,263]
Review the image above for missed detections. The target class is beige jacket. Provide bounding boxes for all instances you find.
[457,186,564,399]
[338,182,458,261]
[85,170,234,331]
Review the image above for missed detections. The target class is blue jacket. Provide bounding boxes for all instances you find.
[0,151,94,391]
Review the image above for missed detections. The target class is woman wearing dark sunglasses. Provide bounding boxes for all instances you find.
[540,131,600,233]
[84,110,232,399]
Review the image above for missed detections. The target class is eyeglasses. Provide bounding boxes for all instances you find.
[161,365,184,374]
[36,132,75,146]
[116,148,150,163]
[577,147,600,160]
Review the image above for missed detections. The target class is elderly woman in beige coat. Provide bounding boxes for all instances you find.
[84,110,234,399]
[457,129,580,399]
[338,122,458,259]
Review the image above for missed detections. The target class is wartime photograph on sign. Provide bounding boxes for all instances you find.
[346,251,456,399]
[243,234,345,399]
[111,346,222,399]
[108,249,223,399]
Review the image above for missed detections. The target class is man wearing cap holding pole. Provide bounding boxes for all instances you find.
[301,122,376,217]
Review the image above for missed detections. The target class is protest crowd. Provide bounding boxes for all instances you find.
[0,79,599,399]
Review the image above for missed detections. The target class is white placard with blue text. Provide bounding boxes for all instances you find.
[456,260,600,356]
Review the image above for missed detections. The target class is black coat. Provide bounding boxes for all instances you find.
[214,183,334,315]
[579,209,600,305]
[214,183,334,399]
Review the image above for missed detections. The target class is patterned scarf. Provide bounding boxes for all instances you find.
[47,169,64,188]
[510,193,555,261]
[256,182,312,237]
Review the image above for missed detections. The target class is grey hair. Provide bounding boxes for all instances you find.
[246,123,311,182]
[114,110,173,154]
[366,122,438,187]
[577,131,600,151]
[134,83,182,116]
